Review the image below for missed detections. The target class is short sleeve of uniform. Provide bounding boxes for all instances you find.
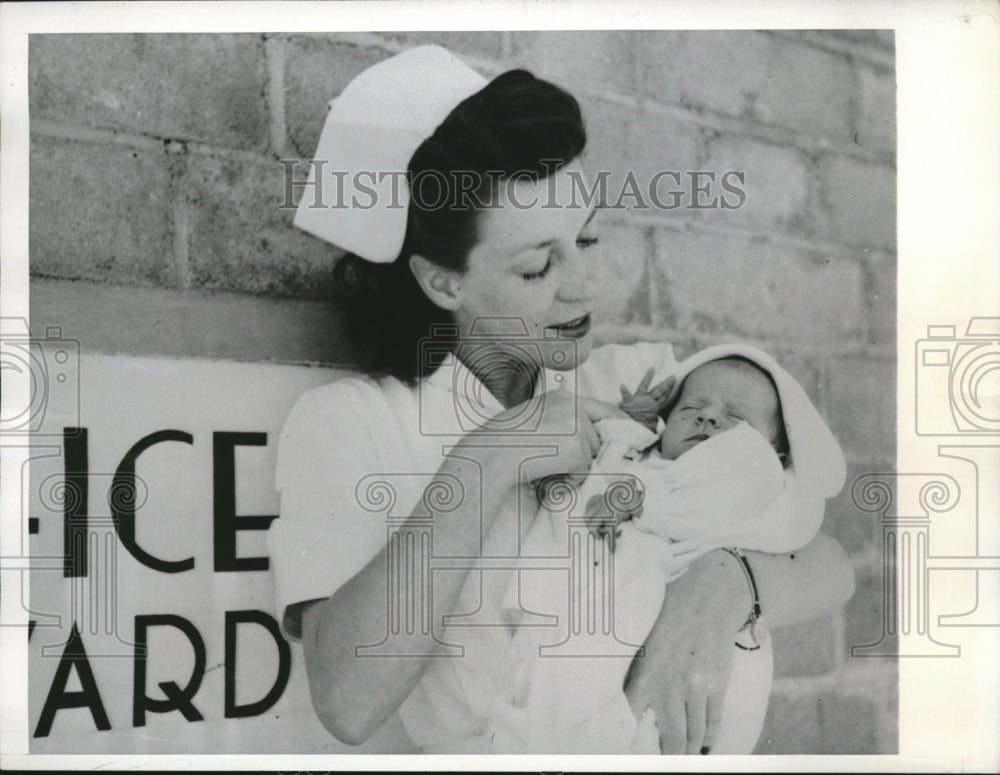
[266,378,387,639]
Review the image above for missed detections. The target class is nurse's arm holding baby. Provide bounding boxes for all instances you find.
[266,46,856,754]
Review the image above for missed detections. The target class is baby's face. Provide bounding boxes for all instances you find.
[659,361,782,460]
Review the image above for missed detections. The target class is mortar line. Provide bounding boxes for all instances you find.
[769,655,899,697]
[501,30,513,61]
[172,196,191,290]
[644,225,661,328]
[31,120,164,152]
[31,120,270,165]
[265,34,288,157]
[768,30,896,71]
[594,323,895,361]
[332,31,509,78]
[632,210,896,261]
[638,98,896,167]
[278,32,894,163]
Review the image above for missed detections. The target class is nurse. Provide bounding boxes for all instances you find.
[267,45,855,754]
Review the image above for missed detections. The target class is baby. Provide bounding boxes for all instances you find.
[490,344,845,754]
[587,354,790,548]
[598,355,791,754]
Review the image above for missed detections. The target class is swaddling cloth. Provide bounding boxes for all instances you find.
[486,343,846,754]
[489,420,786,753]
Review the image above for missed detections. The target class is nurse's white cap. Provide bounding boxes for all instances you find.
[294,45,488,263]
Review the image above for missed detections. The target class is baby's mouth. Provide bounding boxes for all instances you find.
[686,433,709,442]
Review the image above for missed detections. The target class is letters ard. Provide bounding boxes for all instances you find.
[32,428,291,738]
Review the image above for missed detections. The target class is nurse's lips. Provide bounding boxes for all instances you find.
[546,313,592,337]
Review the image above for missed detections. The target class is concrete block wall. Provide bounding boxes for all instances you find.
[29,30,897,753]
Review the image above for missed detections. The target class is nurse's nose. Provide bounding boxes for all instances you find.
[557,242,600,302]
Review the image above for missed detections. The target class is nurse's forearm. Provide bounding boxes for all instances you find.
[744,532,856,628]
[627,534,854,753]
[301,444,518,746]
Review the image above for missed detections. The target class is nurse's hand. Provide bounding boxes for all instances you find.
[475,391,628,484]
[624,550,749,754]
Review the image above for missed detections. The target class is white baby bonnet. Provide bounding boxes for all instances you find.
[663,343,847,552]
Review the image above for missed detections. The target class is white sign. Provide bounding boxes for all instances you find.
[25,353,382,754]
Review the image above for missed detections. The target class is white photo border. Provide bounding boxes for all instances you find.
[1,0,997,771]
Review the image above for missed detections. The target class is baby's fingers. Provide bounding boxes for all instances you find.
[649,375,676,400]
[620,383,633,402]
[635,367,656,394]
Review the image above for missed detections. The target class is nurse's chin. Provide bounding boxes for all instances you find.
[538,334,592,372]
[545,312,593,339]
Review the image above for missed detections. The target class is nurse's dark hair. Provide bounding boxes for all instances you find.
[661,356,792,468]
[330,69,587,384]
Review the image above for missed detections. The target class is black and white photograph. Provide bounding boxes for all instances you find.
[0,1,997,769]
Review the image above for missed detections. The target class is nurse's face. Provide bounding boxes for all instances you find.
[450,160,602,371]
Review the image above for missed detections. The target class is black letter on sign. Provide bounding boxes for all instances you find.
[112,430,194,573]
[63,428,89,577]
[132,614,205,727]
[34,622,111,737]
[224,609,292,718]
[213,432,277,572]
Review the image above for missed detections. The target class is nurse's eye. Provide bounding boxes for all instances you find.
[576,235,599,249]
[520,252,554,281]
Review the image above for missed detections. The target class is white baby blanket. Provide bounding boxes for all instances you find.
[487,344,846,753]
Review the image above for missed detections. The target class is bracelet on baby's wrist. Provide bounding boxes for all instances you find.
[722,547,762,650]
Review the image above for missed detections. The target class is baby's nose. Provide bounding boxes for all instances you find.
[696,407,721,427]
[697,407,734,433]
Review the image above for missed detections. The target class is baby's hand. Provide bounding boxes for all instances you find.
[619,368,676,432]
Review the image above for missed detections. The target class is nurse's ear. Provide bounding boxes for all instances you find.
[409,254,463,311]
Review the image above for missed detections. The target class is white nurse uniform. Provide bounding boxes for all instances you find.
[267,341,683,751]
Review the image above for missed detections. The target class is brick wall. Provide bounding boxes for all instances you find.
[29,30,897,753]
